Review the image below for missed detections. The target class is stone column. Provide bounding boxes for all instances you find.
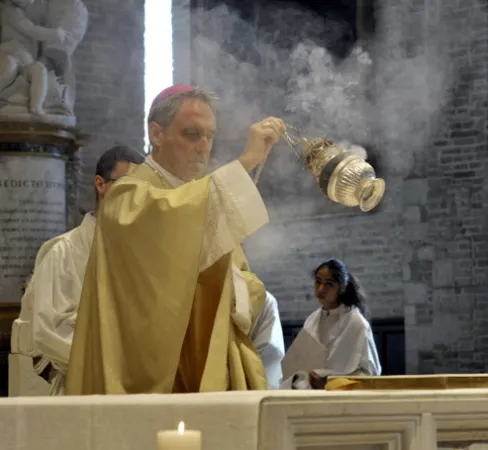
[0,122,83,396]
[172,0,192,85]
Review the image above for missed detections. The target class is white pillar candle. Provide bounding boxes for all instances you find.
[157,421,202,450]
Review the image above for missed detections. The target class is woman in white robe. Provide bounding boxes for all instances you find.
[281,259,381,389]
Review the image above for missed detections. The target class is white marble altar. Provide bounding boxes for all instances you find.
[1,390,488,450]
[0,154,66,303]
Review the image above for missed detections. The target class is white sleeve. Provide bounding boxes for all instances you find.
[362,327,382,375]
[199,161,269,271]
[251,292,285,389]
[280,371,313,389]
[312,327,381,378]
[315,327,382,380]
[31,242,82,373]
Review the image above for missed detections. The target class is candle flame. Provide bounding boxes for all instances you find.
[177,421,185,435]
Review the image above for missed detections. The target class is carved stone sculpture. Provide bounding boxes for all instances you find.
[0,0,88,126]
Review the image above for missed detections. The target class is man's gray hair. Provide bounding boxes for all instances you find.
[147,88,217,128]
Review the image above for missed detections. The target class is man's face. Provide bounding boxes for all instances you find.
[94,160,132,201]
[149,98,216,181]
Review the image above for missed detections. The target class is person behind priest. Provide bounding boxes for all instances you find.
[280,259,381,390]
[250,290,285,389]
[14,146,144,395]
[65,85,287,395]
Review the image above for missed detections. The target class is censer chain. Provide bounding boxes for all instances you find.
[253,124,307,186]
[253,153,268,185]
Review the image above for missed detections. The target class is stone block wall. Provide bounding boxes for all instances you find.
[400,0,488,374]
[73,0,146,215]
[245,176,406,322]
[190,0,488,374]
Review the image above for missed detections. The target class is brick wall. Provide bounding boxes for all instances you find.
[253,0,488,374]
[73,0,145,215]
[245,176,406,322]
[184,0,488,374]
[401,0,488,374]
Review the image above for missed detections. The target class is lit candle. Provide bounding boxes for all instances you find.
[157,421,202,450]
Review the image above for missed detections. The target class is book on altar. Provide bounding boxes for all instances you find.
[326,374,488,391]
[281,331,327,380]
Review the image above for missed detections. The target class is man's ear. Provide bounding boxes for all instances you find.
[94,175,105,195]
[148,121,163,148]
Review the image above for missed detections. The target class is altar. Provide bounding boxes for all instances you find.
[1,389,488,450]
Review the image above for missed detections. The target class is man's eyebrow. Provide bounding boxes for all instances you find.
[183,127,216,134]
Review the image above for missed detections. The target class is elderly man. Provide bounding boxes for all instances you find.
[66,85,286,394]
[12,146,144,395]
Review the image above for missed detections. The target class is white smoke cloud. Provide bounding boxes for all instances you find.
[184,1,476,181]
[172,0,485,267]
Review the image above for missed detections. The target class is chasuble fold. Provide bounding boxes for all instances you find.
[66,162,269,394]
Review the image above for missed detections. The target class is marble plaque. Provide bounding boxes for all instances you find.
[0,155,66,303]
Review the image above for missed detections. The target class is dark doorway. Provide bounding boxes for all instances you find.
[0,337,8,397]
[0,305,21,397]
[282,320,302,351]
[371,317,406,375]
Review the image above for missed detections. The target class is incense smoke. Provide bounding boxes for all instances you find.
[186,1,466,179]
[175,0,486,288]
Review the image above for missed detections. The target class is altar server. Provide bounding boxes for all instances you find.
[13,146,144,395]
[66,85,286,394]
[251,291,285,389]
[281,259,381,389]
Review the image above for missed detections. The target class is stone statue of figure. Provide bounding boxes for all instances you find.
[0,0,87,126]
[41,0,88,115]
[0,0,65,115]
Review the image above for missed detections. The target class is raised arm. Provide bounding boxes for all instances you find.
[199,160,269,271]
[199,116,285,270]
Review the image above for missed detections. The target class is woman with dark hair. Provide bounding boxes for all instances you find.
[281,259,381,389]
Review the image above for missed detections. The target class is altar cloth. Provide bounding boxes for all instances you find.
[0,392,267,450]
[2,389,488,450]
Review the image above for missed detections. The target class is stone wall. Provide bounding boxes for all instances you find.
[251,0,488,374]
[182,0,488,373]
[272,0,487,375]
[73,0,146,216]
[245,176,406,323]
[400,0,488,374]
